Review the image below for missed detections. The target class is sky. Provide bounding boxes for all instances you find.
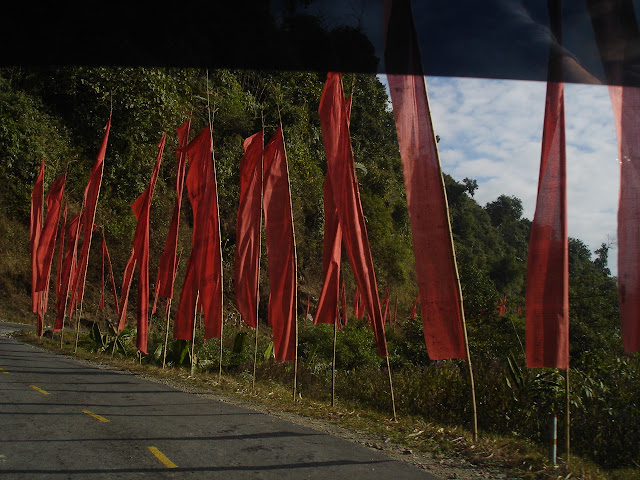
[379,75,620,275]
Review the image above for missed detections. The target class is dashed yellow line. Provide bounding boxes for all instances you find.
[82,410,109,422]
[29,385,49,395]
[148,446,178,468]
[0,367,7,374]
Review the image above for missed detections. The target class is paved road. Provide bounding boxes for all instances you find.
[0,326,442,479]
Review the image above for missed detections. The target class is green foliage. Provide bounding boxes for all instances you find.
[0,66,631,472]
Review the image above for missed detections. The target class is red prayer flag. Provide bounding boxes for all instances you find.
[525,0,569,369]
[234,130,264,329]
[263,126,297,361]
[353,285,364,320]
[319,72,388,357]
[156,119,191,300]
[70,118,111,312]
[35,173,66,293]
[56,211,82,331]
[174,126,223,341]
[30,159,45,315]
[55,203,67,299]
[313,175,342,327]
[384,1,466,359]
[609,85,640,353]
[30,160,45,335]
[117,134,165,353]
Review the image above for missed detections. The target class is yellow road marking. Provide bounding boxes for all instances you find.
[82,410,109,422]
[29,385,49,395]
[148,446,178,468]
[0,367,7,374]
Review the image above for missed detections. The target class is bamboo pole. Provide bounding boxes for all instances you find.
[331,308,338,407]
[386,353,397,421]
[565,367,570,460]
[278,121,299,403]
[426,75,478,442]
[190,291,200,377]
[205,69,225,383]
[252,321,259,393]
[162,298,172,369]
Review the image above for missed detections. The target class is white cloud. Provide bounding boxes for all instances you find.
[380,74,620,273]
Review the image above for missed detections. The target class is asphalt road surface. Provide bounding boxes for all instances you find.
[0,324,442,479]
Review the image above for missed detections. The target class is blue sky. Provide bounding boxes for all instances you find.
[379,75,620,275]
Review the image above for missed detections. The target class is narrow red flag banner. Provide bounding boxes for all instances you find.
[56,211,82,331]
[609,85,640,353]
[70,118,111,312]
[384,0,466,360]
[353,285,364,320]
[35,173,66,293]
[156,119,191,300]
[263,125,297,361]
[117,134,165,353]
[525,0,569,369]
[313,175,342,327]
[174,126,223,341]
[30,159,45,335]
[319,72,388,357]
[30,159,45,316]
[55,203,67,300]
[234,130,264,329]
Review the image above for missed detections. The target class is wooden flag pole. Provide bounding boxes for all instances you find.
[385,352,397,421]
[252,320,259,393]
[190,291,200,377]
[162,299,172,369]
[435,117,478,442]
[331,307,338,407]
[205,68,225,384]
[278,119,299,403]
[74,302,83,353]
[565,367,570,461]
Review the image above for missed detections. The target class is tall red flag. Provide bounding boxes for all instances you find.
[263,126,297,362]
[174,126,223,341]
[315,95,354,328]
[55,211,82,331]
[30,160,45,334]
[410,294,419,320]
[313,175,342,327]
[117,134,165,353]
[384,0,466,359]
[609,86,640,352]
[35,174,66,292]
[155,119,191,300]
[70,118,111,311]
[234,130,264,329]
[318,72,388,357]
[55,203,67,299]
[525,0,569,369]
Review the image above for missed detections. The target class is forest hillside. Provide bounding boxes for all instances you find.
[0,67,636,474]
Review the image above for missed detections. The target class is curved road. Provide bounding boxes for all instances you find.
[0,322,442,479]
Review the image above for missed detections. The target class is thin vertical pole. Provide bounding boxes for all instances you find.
[430,75,478,440]
[190,291,200,377]
[252,321,259,393]
[386,353,397,421]
[565,367,570,460]
[162,299,172,369]
[205,69,224,383]
[331,310,338,407]
[74,303,83,353]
